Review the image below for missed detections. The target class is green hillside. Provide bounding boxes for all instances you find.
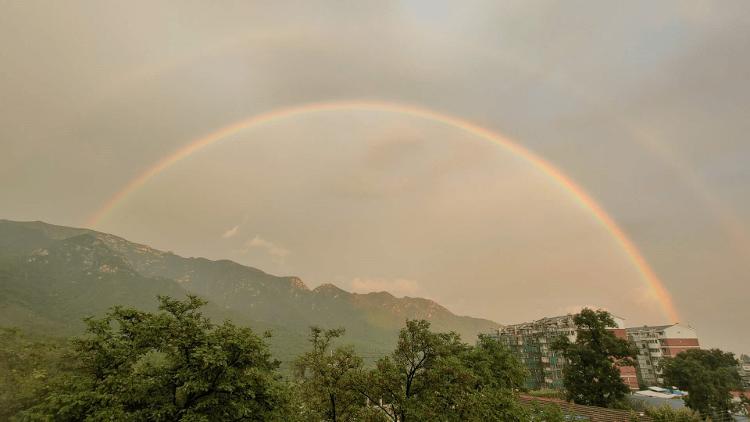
[0,219,499,361]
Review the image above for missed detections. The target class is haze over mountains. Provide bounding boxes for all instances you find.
[0,219,498,360]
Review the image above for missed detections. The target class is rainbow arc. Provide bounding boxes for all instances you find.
[86,100,680,323]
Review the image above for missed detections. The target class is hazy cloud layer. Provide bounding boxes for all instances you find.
[244,236,290,259]
[222,225,240,239]
[349,278,423,298]
[1,1,748,353]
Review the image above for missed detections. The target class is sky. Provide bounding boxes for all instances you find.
[1,1,748,353]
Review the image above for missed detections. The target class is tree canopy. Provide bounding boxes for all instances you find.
[551,308,636,408]
[21,295,290,421]
[293,327,366,421]
[661,348,742,420]
[643,404,703,422]
[0,328,70,420]
[4,297,566,421]
[351,319,557,422]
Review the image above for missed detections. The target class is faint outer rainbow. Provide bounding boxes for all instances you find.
[86,100,680,322]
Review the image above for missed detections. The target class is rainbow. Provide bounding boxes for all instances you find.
[86,100,680,322]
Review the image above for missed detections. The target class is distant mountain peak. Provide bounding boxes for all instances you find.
[288,277,309,291]
[359,290,395,299]
[0,219,501,355]
[313,283,350,297]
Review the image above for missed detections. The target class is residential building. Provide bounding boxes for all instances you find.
[738,354,750,390]
[626,324,700,387]
[489,314,639,390]
[611,327,640,390]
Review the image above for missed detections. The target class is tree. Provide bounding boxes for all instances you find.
[463,334,528,390]
[352,320,464,421]
[526,401,566,422]
[643,405,703,422]
[551,308,636,408]
[353,320,530,422]
[21,295,291,421]
[442,334,531,421]
[661,348,742,420]
[0,328,71,420]
[293,327,365,422]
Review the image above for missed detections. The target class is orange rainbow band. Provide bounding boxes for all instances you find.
[86,100,680,323]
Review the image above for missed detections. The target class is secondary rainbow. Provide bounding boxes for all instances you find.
[86,100,680,322]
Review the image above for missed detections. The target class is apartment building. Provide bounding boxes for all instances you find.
[739,354,750,389]
[626,324,700,386]
[489,314,638,390]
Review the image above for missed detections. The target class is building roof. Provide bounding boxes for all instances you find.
[519,395,653,422]
[627,324,674,331]
[625,323,695,332]
[500,312,626,332]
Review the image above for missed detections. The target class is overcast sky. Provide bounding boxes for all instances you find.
[1,1,748,353]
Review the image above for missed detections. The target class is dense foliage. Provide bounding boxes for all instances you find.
[661,348,742,420]
[293,327,367,421]
[551,308,636,408]
[14,297,735,422]
[2,297,570,421]
[1,223,745,420]
[349,320,558,421]
[0,328,71,420]
[643,405,703,422]
[19,296,291,421]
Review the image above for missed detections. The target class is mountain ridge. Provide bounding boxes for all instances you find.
[0,219,500,358]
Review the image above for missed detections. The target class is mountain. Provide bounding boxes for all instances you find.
[0,219,500,361]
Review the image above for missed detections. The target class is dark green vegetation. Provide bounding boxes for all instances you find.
[2,220,744,420]
[661,348,743,420]
[4,297,564,421]
[0,219,498,362]
[20,296,291,421]
[551,308,636,408]
[293,327,366,421]
[0,328,71,420]
[351,321,531,421]
[641,405,703,422]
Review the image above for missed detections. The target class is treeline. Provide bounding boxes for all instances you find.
[2,296,557,421]
[547,309,743,421]
[0,297,743,421]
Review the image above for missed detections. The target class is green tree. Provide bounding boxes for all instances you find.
[643,405,703,422]
[661,348,742,420]
[21,295,290,421]
[353,320,465,421]
[441,334,532,420]
[526,401,566,421]
[0,328,70,420]
[293,327,365,422]
[463,334,528,390]
[353,320,529,422]
[551,308,636,408]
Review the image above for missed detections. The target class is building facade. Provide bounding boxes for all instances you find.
[739,354,750,390]
[626,324,700,387]
[489,314,639,390]
[611,327,640,390]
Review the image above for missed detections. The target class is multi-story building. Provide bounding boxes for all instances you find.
[738,354,750,389]
[610,327,640,390]
[489,314,638,390]
[626,324,699,387]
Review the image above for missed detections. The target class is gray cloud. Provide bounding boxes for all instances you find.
[1,1,748,353]
[243,236,290,259]
[222,225,240,239]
